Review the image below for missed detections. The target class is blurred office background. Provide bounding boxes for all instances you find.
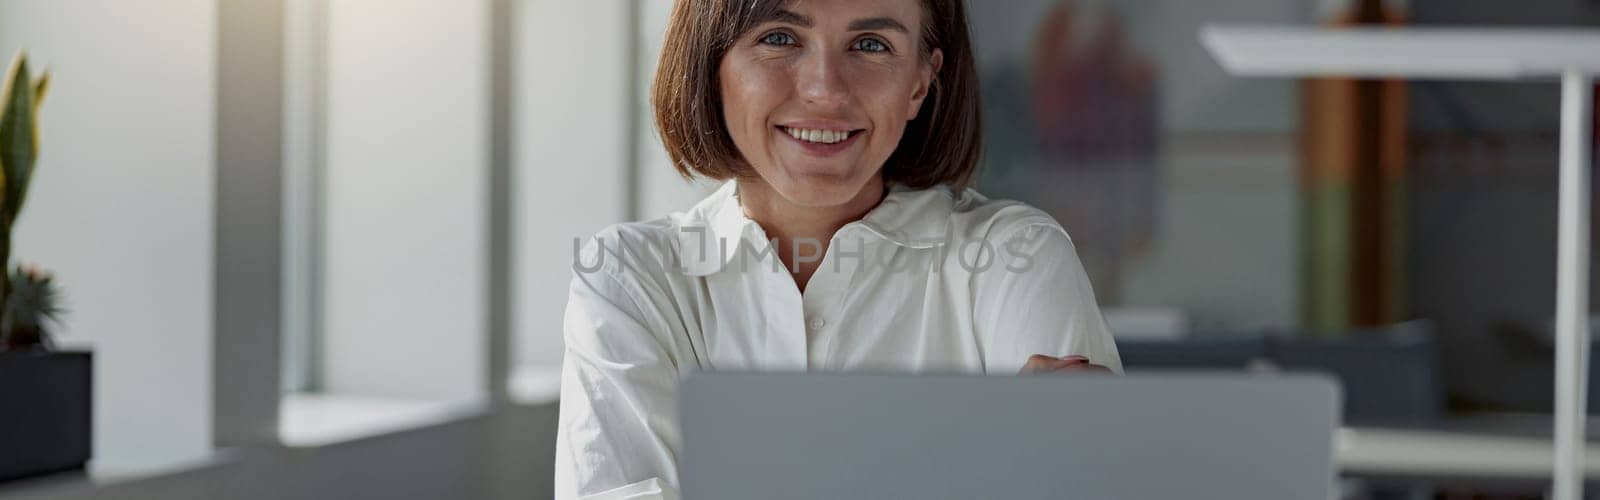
[0,0,1596,499]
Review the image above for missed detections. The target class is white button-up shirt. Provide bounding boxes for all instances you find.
[554,181,1122,499]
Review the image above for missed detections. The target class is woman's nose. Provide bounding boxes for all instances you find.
[795,50,849,107]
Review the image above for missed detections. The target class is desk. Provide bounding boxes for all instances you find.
[1341,427,1600,479]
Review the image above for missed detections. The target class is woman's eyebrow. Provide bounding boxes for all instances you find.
[766,9,812,27]
[760,10,908,34]
[848,17,909,33]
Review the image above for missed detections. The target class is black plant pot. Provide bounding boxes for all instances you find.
[0,350,91,483]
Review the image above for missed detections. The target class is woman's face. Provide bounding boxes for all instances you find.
[719,0,941,207]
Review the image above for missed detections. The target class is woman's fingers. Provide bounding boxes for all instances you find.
[1053,363,1113,374]
[1018,354,1105,374]
[1020,354,1057,374]
[1020,354,1075,373]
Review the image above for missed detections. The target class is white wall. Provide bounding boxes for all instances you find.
[0,0,216,468]
[512,1,630,368]
[322,0,487,400]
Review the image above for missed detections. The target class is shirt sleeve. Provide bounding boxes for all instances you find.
[554,265,683,500]
[973,222,1123,375]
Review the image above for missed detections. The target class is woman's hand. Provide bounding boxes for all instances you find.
[1018,354,1113,375]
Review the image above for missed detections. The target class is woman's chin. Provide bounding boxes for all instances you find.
[772,172,873,207]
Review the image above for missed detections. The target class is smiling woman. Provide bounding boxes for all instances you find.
[554,1,1121,499]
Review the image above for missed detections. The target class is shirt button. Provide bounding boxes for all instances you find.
[808,317,826,330]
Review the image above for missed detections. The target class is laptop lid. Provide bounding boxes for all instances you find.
[681,372,1340,500]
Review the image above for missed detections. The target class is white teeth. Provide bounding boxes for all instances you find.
[784,127,852,144]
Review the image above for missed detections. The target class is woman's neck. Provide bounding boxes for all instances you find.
[736,176,886,291]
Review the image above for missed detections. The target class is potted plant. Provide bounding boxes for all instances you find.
[0,52,90,484]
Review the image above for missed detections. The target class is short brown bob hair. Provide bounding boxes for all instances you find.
[651,0,983,189]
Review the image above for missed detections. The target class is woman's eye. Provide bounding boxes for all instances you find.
[759,32,797,46]
[852,38,890,53]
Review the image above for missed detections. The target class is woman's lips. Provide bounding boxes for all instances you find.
[776,125,864,157]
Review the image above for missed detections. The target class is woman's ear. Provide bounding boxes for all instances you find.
[909,48,944,120]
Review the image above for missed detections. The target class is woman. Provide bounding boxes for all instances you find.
[556,1,1120,498]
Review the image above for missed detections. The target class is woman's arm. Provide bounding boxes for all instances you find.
[555,265,683,500]
[972,221,1123,375]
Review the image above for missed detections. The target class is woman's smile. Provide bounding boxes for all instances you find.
[775,120,868,158]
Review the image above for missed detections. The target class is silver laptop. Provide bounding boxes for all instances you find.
[680,372,1340,500]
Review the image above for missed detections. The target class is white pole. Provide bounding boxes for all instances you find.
[1554,69,1593,500]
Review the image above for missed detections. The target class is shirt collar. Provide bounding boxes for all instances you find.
[673,181,957,276]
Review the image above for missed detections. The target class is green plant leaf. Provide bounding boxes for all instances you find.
[0,53,37,222]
